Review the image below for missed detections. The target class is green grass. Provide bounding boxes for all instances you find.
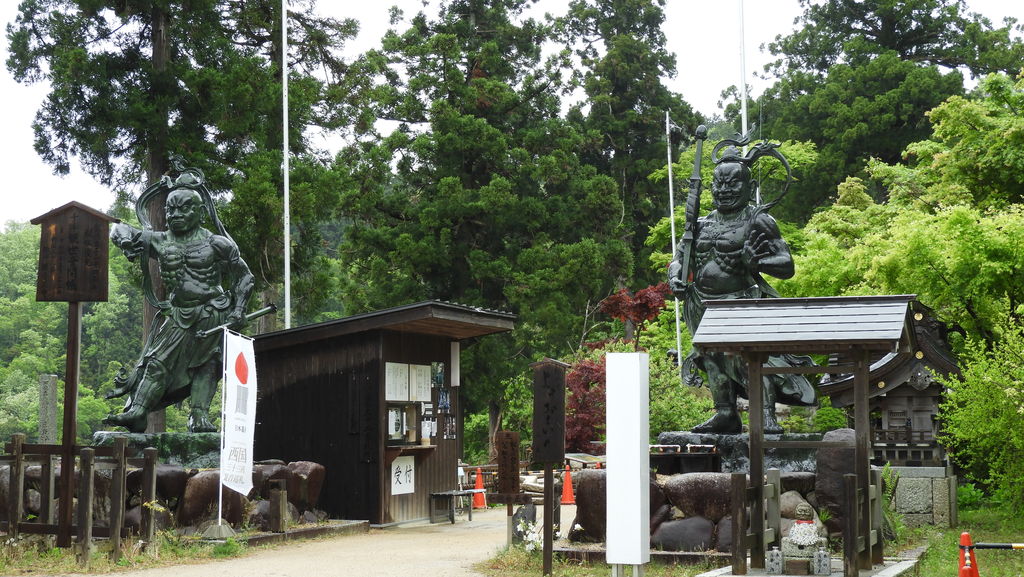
[912,508,1024,577]
[476,545,725,577]
[0,531,248,575]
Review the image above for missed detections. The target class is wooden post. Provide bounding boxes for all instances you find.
[766,468,781,549]
[853,349,872,570]
[8,433,26,538]
[76,448,95,567]
[40,453,57,549]
[57,301,81,548]
[543,464,553,576]
[731,472,747,574]
[842,474,859,577]
[871,468,884,564]
[269,479,288,533]
[141,447,158,547]
[746,352,766,569]
[109,438,127,563]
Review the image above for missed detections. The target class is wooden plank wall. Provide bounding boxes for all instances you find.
[254,332,383,521]
[381,331,462,524]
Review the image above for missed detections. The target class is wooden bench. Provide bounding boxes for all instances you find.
[429,489,485,524]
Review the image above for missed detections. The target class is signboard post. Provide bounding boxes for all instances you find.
[530,358,568,576]
[30,202,118,548]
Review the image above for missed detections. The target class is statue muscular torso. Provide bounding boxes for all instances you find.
[691,205,792,297]
[151,230,236,308]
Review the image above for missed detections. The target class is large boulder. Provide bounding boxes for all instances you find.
[571,469,606,541]
[814,428,855,531]
[651,516,715,552]
[779,490,811,519]
[252,462,289,500]
[125,463,193,506]
[662,473,735,523]
[123,503,173,534]
[715,516,734,552]
[781,471,816,495]
[176,470,247,528]
[569,469,666,542]
[286,461,326,511]
[247,498,300,532]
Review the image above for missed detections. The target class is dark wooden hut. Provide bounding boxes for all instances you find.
[818,302,960,466]
[252,301,514,525]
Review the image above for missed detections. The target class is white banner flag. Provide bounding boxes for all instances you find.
[221,329,257,496]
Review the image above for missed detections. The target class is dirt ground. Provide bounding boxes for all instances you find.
[99,504,573,577]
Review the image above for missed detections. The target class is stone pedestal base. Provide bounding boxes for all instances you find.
[656,431,823,473]
[93,431,220,468]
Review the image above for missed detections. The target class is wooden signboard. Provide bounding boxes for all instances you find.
[530,358,568,464]
[30,201,118,303]
[496,431,520,495]
[30,201,118,547]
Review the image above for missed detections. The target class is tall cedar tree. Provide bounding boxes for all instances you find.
[557,0,699,288]
[336,1,641,448]
[6,0,360,321]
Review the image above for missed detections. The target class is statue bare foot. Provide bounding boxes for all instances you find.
[764,414,784,435]
[103,409,148,433]
[188,410,217,433]
[692,410,742,434]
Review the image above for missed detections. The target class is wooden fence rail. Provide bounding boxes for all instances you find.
[1,434,158,565]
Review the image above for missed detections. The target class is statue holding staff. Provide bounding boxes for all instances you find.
[668,129,817,434]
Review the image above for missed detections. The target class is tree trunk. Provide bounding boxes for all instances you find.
[487,400,502,463]
[144,4,170,434]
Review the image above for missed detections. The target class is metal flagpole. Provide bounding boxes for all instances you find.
[666,112,682,367]
[282,0,292,329]
[738,0,760,204]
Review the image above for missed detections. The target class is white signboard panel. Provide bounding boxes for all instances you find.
[391,455,415,496]
[606,352,650,565]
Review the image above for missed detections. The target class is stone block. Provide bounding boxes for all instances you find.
[902,513,933,528]
[891,466,950,478]
[932,477,952,527]
[785,558,811,575]
[894,477,932,514]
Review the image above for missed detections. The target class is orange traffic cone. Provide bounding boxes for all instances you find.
[472,467,487,508]
[959,532,980,577]
[561,465,575,505]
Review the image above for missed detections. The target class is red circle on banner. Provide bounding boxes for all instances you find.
[235,352,249,384]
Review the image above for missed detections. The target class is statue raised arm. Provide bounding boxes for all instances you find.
[104,161,254,433]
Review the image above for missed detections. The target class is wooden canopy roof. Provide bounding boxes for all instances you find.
[255,300,515,352]
[692,295,917,355]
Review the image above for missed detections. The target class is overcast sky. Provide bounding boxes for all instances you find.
[0,1,1016,225]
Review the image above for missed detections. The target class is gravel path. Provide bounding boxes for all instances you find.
[97,505,559,577]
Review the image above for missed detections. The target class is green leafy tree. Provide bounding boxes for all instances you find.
[941,327,1024,509]
[765,0,1024,80]
[335,1,638,455]
[757,54,963,222]
[748,0,1023,222]
[6,0,360,320]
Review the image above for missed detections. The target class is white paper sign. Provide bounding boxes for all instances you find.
[391,455,415,495]
[410,364,432,401]
[385,362,409,401]
[221,330,257,496]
